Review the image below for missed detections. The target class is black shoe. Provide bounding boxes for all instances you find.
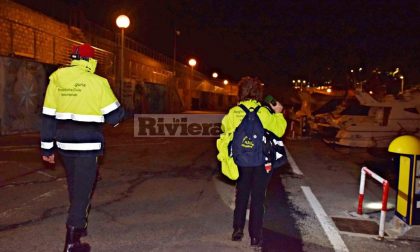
[250,237,262,247]
[69,244,90,252]
[231,228,244,241]
[64,226,91,252]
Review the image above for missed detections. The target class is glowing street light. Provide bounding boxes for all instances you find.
[188,58,197,81]
[223,80,229,85]
[116,15,130,29]
[212,72,218,78]
[187,58,197,105]
[116,14,130,102]
[188,58,197,67]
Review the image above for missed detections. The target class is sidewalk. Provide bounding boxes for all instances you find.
[284,136,420,242]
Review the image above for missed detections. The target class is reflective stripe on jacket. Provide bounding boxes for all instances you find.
[42,59,119,122]
[40,59,124,156]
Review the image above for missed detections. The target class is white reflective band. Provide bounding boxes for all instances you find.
[55,112,104,123]
[276,152,283,160]
[273,139,284,146]
[42,107,56,116]
[101,101,120,115]
[56,142,102,151]
[41,141,54,149]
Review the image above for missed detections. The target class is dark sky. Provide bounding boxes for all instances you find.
[15,0,420,92]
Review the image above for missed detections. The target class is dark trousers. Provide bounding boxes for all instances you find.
[233,165,272,239]
[61,155,97,229]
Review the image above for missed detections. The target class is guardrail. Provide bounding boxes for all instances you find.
[357,166,390,239]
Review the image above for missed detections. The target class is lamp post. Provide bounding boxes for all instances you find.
[116,14,130,102]
[400,75,404,93]
[173,29,180,74]
[188,58,197,69]
[188,58,196,82]
[187,58,196,110]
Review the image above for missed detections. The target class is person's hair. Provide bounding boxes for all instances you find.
[238,76,263,101]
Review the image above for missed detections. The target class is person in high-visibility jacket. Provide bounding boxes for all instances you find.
[40,43,124,252]
[217,76,286,248]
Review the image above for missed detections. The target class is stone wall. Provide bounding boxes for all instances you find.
[0,0,73,63]
[0,55,55,134]
[0,0,237,134]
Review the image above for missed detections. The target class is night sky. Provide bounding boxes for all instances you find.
[15,0,420,95]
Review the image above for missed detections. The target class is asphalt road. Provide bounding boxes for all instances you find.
[0,118,419,251]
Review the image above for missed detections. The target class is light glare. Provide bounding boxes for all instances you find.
[188,58,197,67]
[116,15,130,28]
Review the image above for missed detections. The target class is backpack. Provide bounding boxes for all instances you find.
[263,130,288,169]
[231,104,265,167]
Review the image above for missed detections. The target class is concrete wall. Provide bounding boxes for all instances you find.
[0,55,55,134]
[0,0,238,134]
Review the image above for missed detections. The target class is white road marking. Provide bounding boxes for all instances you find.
[285,146,303,175]
[302,186,349,252]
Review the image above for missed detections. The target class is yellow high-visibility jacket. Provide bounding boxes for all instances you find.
[216,99,287,180]
[40,59,124,156]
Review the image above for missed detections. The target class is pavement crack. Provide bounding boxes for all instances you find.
[0,205,67,232]
[0,165,216,233]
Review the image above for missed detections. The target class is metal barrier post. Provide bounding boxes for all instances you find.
[357,166,390,239]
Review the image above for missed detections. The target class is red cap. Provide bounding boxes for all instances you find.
[72,43,95,58]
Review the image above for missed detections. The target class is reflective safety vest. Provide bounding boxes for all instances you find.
[216,100,287,179]
[40,59,124,156]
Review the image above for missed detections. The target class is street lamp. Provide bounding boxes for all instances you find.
[187,58,197,109]
[188,58,197,68]
[188,58,197,82]
[223,80,228,85]
[400,75,404,93]
[116,14,130,102]
[212,72,218,78]
[173,29,180,74]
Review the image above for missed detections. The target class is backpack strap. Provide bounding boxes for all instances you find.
[238,104,249,113]
[238,104,261,113]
